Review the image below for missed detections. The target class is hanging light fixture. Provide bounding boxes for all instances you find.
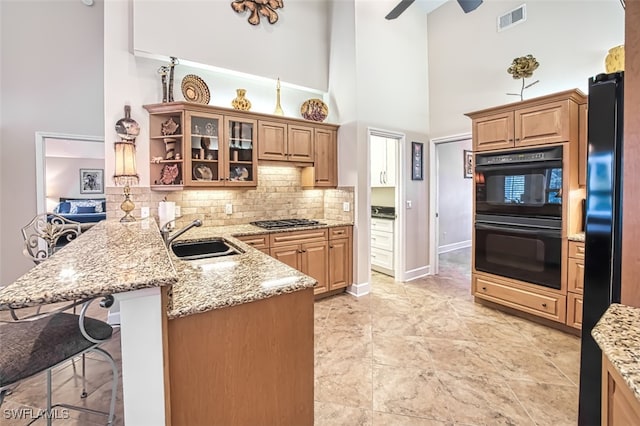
[113,106,140,222]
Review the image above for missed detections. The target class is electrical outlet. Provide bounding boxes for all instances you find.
[342,202,350,212]
[225,204,233,215]
[406,200,413,209]
[175,205,181,217]
[140,206,150,219]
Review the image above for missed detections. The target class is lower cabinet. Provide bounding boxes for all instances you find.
[328,227,352,291]
[473,273,566,323]
[371,218,394,275]
[271,241,329,295]
[566,240,585,330]
[602,354,640,425]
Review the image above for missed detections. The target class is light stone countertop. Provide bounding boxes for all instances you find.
[592,303,640,403]
[166,219,353,319]
[0,219,178,310]
[568,233,585,242]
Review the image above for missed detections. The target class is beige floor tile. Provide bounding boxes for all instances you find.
[314,401,373,426]
[508,380,579,426]
[315,355,373,409]
[316,328,372,360]
[372,334,433,369]
[372,411,456,425]
[423,337,503,379]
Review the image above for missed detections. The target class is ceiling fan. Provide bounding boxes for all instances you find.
[385,0,483,20]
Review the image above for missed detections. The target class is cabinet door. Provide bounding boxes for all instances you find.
[370,140,387,187]
[270,244,301,270]
[515,100,570,147]
[258,120,288,161]
[148,112,185,189]
[225,116,257,186]
[329,238,350,290]
[313,128,337,187]
[288,125,314,162]
[579,104,588,186]
[473,112,514,151]
[301,241,328,295]
[384,139,396,187]
[567,292,583,330]
[186,111,224,186]
[568,257,585,294]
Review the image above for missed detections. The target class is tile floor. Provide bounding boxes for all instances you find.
[1,248,581,425]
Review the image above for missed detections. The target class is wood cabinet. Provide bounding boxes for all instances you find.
[371,218,394,275]
[466,89,586,152]
[566,240,585,330]
[144,103,258,188]
[258,120,314,162]
[267,226,352,296]
[328,226,352,291]
[371,137,396,187]
[167,288,314,426]
[270,229,329,295]
[602,354,640,426]
[301,128,338,188]
[473,273,566,323]
[234,233,270,255]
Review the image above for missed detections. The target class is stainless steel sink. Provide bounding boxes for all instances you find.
[170,238,242,260]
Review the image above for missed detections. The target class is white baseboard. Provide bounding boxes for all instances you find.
[107,310,121,326]
[346,282,370,297]
[402,266,431,282]
[438,240,472,254]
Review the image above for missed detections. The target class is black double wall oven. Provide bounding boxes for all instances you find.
[474,146,563,290]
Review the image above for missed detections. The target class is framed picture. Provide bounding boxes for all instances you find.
[464,150,473,179]
[80,168,104,194]
[411,142,423,180]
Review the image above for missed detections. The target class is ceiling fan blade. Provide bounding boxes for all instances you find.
[385,0,416,20]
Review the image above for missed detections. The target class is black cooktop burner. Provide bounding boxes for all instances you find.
[250,219,324,229]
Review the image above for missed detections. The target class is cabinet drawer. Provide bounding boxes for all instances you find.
[569,241,585,259]
[329,226,351,240]
[473,275,566,323]
[371,247,393,270]
[371,230,393,251]
[567,292,583,330]
[371,218,394,233]
[567,257,584,294]
[235,234,269,250]
[270,229,327,247]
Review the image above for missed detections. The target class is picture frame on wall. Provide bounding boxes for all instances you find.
[411,142,424,180]
[464,150,473,179]
[80,168,104,194]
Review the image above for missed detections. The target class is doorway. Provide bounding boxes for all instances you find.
[368,128,405,282]
[428,133,472,275]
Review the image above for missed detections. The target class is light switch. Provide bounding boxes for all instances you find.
[175,205,181,217]
[225,204,233,215]
[343,202,350,212]
[140,206,150,218]
[406,200,413,209]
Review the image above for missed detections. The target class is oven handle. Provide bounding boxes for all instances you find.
[475,160,562,172]
[475,222,561,238]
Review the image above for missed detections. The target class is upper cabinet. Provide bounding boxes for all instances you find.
[466,89,587,153]
[370,137,396,187]
[144,102,339,189]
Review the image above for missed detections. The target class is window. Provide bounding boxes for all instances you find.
[504,175,525,203]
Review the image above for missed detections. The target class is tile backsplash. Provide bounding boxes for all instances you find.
[106,166,354,227]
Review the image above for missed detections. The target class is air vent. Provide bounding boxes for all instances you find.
[497,4,526,32]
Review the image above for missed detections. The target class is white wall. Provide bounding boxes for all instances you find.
[133,0,330,91]
[0,0,104,286]
[437,138,472,250]
[427,0,625,138]
[46,158,105,201]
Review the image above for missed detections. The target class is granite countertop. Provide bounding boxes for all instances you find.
[0,219,178,311]
[568,232,585,242]
[592,303,640,402]
[167,220,353,319]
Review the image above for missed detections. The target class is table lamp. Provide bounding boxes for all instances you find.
[113,140,139,222]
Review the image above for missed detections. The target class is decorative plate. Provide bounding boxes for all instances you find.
[229,167,249,181]
[181,74,210,105]
[300,98,328,122]
[193,164,213,181]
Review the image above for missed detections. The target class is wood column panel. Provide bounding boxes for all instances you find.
[622,1,640,307]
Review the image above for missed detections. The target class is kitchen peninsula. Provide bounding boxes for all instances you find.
[0,218,352,425]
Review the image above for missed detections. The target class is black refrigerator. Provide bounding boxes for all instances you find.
[578,71,624,424]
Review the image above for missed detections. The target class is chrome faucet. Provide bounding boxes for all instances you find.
[161,219,202,247]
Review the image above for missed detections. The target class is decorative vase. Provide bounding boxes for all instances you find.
[274,78,284,116]
[231,89,252,111]
[605,45,624,73]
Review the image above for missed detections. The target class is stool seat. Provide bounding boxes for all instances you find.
[0,313,113,387]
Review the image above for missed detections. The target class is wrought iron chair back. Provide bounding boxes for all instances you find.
[21,214,82,264]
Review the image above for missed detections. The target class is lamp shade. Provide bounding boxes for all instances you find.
[113,141,139,186]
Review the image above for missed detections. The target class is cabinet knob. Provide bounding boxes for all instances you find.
[508,139,513,142]
[330,245,334,248]
[302,249,307,253]
[515,138,520,142]
[542,303,547,308]
[481,286,487,291]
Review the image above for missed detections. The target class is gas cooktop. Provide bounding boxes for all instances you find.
[250,219,325,230]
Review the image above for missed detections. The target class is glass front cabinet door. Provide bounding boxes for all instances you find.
[225,116,257,187]
[185,111,257,187]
